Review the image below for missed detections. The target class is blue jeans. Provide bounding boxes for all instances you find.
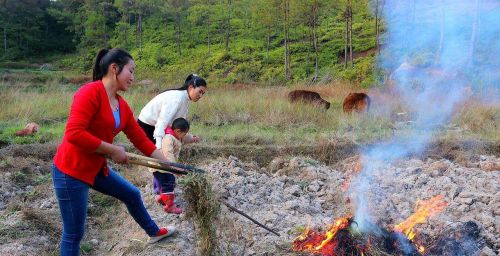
[52,164,160,256]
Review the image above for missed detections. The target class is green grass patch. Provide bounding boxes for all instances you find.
[0,121,64,146]
[80,243,94,255]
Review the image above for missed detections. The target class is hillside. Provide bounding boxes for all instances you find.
[0,0,380,85]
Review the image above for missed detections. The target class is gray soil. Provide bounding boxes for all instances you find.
[0,143,498,256]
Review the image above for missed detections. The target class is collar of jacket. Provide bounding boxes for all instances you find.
[164,126,180,140]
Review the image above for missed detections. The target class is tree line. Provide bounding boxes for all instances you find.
[1,0,383,84]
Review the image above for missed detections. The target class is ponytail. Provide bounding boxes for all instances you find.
[183,74,198,88]
[164,73,207,92]
[92,49,109,81]
[92,48,133,81]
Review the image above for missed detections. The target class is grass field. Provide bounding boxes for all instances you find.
[0,69,499,151]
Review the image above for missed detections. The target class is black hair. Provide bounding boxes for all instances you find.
[92,48,133,81]
[171,117,190,132]
[165,74,207,92]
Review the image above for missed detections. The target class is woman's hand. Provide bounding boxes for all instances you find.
[110,145,128,163]
[96,141,128,163]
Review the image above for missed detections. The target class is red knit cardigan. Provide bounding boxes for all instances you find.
[53,80,156,185]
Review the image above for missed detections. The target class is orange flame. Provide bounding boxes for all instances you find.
[394,195,448,253]
[293,195,448,255]
[293,216,351,255]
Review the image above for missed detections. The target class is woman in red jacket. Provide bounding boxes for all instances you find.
[52,48,174,256]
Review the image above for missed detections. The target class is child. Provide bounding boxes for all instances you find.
[154,117,191,214]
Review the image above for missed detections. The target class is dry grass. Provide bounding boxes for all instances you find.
[21,208,62,241]
[0,72,498,148]
[454,99,499,139]
[0,90,71,123]
[181,173,221,256]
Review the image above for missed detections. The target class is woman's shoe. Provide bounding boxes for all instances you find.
[148,226,176,244]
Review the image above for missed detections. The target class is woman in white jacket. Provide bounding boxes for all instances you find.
[138,74,207,148]
[138,74,207,194]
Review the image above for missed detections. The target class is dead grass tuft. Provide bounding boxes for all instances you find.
[66,75,91,85]
[181,173,220,256]
[454,100,499,136]
[21,208,61,242]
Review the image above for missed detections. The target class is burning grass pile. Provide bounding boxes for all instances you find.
[291,195,486,256]
[197,155,499,255]
[293,216,422,256]
[180,172,221,256]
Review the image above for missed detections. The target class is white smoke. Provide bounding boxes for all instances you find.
[351,0,500,232]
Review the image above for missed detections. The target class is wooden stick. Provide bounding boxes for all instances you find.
[118,153,280,237]
[126,152,205,173]
[117,153,189,175]
[220,200,281,237]
[127,158,189,175]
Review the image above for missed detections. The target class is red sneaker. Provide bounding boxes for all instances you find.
[148,226,175,244]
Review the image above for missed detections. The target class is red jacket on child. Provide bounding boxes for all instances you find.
[53,80,156,185]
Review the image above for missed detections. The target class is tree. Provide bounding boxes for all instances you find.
[374,0,384,53]
[344,0,353,68]
[46,0,83,52]
[188,0,217,55]
[283,0,291,80]
[166,0,189,56]
[251,0,277,63]
[0,0,381,84]
[77,0,119,50]
[112,0,134,50]
[293,0,326,82]
[130,0,147,57]
[222,0,232,51]
[0,1,8,54]
[0,0,75,59]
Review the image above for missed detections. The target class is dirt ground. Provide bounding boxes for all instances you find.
[0,143,499,256]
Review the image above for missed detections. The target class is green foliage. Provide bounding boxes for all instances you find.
[80,243,94,255]
[0,0,77,60]
[334,56,377,87]
[0,122,63,146]
[1,0,380,85]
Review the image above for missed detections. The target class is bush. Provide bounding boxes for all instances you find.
[261,66,286,85]
[335,56,376,86]
[232,61,262,84]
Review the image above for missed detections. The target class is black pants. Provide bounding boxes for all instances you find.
[138,119,176,193]
[137,119,156,144]
[153,171,176,193]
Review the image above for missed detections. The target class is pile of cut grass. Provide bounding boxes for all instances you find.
[181,173,221,256]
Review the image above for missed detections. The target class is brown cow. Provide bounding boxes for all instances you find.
[343,93,371,113]
[288,90,330,110]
